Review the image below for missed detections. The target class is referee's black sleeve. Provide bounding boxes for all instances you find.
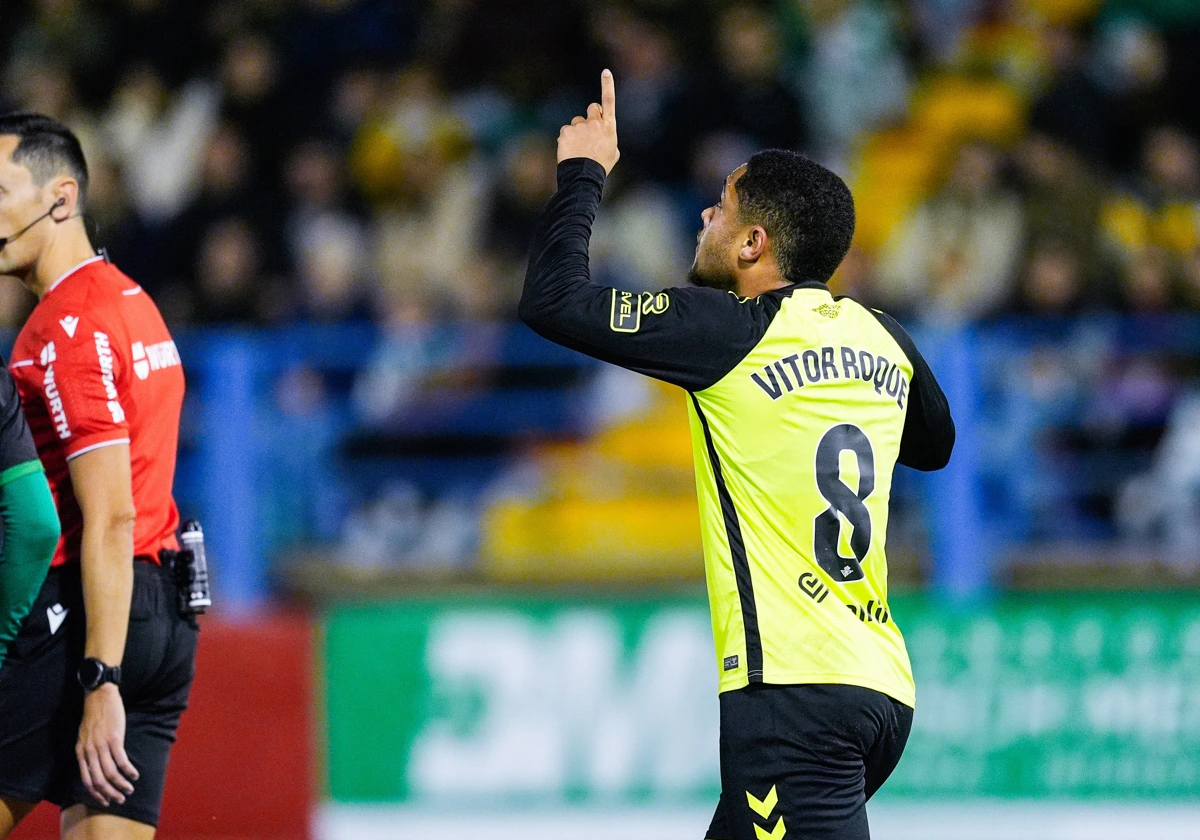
[867,311,955,471]
[519,158,767,392]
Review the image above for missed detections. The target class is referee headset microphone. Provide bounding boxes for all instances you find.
[0,195,67,251]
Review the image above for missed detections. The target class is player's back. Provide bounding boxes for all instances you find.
[687,286,919,704]
[10,255,185,567]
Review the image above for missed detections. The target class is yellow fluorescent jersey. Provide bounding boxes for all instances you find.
[689,290,919,701]
[520,159,955,708]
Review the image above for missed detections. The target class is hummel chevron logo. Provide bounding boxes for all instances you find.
[59,316,79,338]
[47,603,68,635]
[754,817,786,840]
[746,785,778,819]
[748,786,786,840]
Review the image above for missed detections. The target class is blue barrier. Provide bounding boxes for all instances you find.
[7,314,1200,608]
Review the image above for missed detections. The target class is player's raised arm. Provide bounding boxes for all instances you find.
[520,71,769,392]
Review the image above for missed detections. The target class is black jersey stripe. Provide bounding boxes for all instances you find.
[689,392,763,681]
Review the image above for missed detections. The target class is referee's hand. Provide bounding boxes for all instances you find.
[557,69,620,174]
[76,684,139,805]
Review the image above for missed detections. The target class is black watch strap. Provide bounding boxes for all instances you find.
[77,657,122,691]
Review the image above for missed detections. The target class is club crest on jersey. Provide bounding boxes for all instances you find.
[59,315,79,338]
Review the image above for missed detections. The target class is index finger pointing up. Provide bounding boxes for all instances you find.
[601,69,616,123]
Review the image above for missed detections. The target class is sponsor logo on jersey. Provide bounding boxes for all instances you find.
[845,599,890,625]
[43,363,70,439]
[94,332,125,424]
[40,341,56,366]
[610,289,641,333]
[609,290,670,333]
[131,340,181,381]
[723,655,739,671]
[798,572,830,603]
[59,315,79,338]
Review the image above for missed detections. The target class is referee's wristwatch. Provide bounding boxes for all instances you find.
[77,658,122,692]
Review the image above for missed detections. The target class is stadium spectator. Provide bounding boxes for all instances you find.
[1013,239,1088,315]
[790,0,910,164]
[1029,23,1127,170]
[217,34,289,163]
[357,68,486,316]
[166,123,276,294]
[3,0,117,109]
[101,63,219,224]
[588,8,692,182]
[709,4,808,154]
[484,133,558,263]
[1013,132,1109,292]
[294,213,374,323]
[1101,126,1200,309]
[876,141,1024,320]
[191,216,267,325]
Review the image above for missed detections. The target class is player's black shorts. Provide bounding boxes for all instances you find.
[705,683,913,840]
[0,559,198,827]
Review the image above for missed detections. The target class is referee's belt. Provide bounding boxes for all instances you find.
[136,550,179,568]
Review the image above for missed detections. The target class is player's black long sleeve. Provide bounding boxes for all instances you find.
[519,158,770,392]
[868,311,956,471]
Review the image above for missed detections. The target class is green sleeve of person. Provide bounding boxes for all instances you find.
[0,460,61,666]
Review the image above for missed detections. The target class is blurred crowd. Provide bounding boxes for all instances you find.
[1,0,1198,332]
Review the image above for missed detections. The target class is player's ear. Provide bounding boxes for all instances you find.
[739,226,768,263]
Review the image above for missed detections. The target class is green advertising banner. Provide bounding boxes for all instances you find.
[325,592,1200,804]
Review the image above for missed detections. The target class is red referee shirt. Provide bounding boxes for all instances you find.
[9,255,185,567]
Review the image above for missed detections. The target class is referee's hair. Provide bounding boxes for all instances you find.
[735,149,855,284]
[0,112,89,207]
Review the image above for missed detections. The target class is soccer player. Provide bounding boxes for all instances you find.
[0,113,195,840]
[520,72,955,839]
[0,366,61,666]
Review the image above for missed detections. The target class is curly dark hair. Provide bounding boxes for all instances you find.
[735,149,855,284]
[0,112,89,207]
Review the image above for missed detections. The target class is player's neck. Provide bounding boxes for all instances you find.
[735,271,791,300]
[24,223,97,299]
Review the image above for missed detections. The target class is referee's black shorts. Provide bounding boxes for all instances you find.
[705,683,913,840]
[0,558,199,827]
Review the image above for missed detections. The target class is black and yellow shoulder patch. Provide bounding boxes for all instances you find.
[610,290,671,332]
[610,289,641,332]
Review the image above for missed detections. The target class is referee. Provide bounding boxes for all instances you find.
[0,114,196,839]
[521,73,954,839]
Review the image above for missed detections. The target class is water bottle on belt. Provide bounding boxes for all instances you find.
[177,519,211,615]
